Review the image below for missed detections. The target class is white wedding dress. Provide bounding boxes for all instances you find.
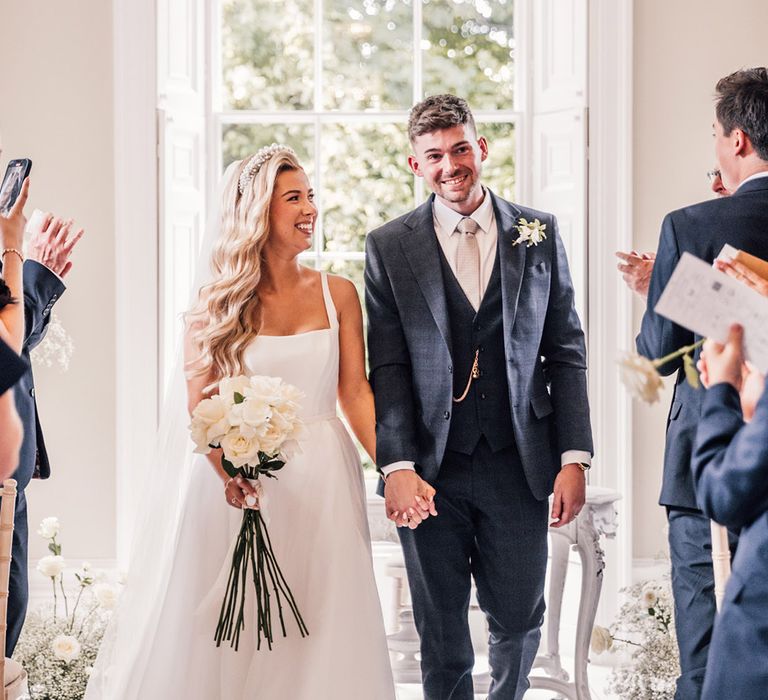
[87,273,395,699]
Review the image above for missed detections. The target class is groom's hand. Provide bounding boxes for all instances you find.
[550,464,585,528]
[384,471,437,529]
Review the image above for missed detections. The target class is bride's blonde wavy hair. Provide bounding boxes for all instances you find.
[186,147,303,382]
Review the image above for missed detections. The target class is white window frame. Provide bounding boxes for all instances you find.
[206,0,526,272]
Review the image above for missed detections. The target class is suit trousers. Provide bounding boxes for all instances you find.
[398,439,548,700]
[6,488,28,655]
[667,508,739,700]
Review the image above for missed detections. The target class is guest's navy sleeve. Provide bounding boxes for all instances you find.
[0,339,28,394]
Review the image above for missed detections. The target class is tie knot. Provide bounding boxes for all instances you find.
[456,217,479,236]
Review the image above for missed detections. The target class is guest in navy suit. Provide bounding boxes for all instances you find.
[693,324,768,700]
[0,197,83,654]
[636,67,768,699]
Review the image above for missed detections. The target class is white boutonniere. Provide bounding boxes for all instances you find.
[513,217,547,247]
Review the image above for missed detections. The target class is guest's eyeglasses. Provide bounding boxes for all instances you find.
[706,169,722,183]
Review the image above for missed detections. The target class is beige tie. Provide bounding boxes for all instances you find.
[455,217,481,310]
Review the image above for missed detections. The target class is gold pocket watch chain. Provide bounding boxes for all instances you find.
[452,349,480,403]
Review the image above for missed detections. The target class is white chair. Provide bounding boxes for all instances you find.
[0,480,28,699]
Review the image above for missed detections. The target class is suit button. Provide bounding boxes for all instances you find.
[448,365,453,374]
[478,345,485,352]
[480,393,486,400]
[30,388,35,397]
[443,411,450,420]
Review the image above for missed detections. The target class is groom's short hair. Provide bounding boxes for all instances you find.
[715,67,768,162]
[408,94,477,143]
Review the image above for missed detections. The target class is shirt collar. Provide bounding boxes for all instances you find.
[433,188,494,235]
[737,170,768,190]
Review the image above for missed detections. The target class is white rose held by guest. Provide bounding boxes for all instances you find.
[189,374,309,651]
[51,634,81,663]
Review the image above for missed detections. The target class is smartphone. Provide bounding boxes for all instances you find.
[0,158,32,215]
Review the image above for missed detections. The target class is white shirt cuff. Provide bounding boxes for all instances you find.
[380,461,416,478]
[561,450,591,468]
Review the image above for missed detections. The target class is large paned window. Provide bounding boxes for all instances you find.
[212,0,518,289]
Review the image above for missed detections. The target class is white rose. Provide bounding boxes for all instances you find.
[37,555,66,579]
[51,634,81,663]
[232,397,272,437]
[190,394,230,451]
[618,352,664,404]
[37,517,60,539]
[93,582,120,610]
[590,625,613,655]
[220,429,260,468]
[218,375,253,404]
[642,585,657,608]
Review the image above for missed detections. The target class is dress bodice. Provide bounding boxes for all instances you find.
[242,273,339,422]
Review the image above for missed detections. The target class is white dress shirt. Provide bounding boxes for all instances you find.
[381,191,591,477]
[737,170,768,190]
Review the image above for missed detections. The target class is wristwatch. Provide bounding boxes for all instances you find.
[577,462,591,472]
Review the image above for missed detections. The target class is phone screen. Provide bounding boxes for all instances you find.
[0,161,29,215]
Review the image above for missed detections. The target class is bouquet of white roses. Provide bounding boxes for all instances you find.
[190,374,308,651]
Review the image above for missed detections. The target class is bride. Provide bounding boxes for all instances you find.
[85,145,435,699]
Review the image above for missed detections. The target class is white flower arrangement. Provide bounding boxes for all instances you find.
[513,217,547,247]
[592,577,680,700]
[31,312,74,372]
[190,374,309,651]
[14,518,122,700]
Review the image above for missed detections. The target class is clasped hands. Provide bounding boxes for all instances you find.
[384,470,438,529]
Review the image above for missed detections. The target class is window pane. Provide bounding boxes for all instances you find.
[422,0,515,110]
[323,0,413,110]
[321,122,413,253]
[221,0,314,110]
[478,121,515,201]
[221,124,316,180]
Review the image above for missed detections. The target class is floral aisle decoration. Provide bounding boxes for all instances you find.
[190,374,309,651]
[13,517,123,700]
[31,312,74,371]
[592,577,680,700]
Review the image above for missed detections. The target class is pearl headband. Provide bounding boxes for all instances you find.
[238,143,296,195]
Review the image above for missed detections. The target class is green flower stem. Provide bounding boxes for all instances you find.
[69,585,86,633]
[59,575,70,619]
[51,578,58,621]
[651,338,705,368]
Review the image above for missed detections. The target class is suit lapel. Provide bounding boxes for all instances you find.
[492,193,526,336]
[400,197,452,354]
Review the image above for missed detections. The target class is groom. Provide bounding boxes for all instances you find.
[365,94,593,699]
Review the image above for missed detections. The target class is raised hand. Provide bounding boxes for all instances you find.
[700,324,745,391]
[29,214,84,277]
[616,250,655,299]
[384,470,437,529]
[0,177,29,249]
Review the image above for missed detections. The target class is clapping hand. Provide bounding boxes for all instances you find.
[616,250,656,299]
[29,214,84,278]
[384,470,438,529]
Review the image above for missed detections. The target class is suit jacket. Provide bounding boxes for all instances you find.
[10,260,65,489]
[364,191,593,500]
[637,176,768,509]
[692,380,768,698]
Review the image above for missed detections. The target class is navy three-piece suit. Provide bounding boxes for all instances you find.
[365,191,592,699]
[637,175,768,698]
